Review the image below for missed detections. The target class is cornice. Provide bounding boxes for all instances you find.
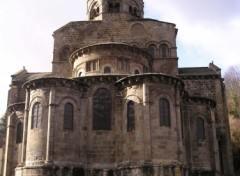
[178,74,221,80]
[7,102,25,113]
[184,96,216,108]
[116,73,185,91]
[74,75,127,87]
[70,43,152,67]
[23,77,87,92]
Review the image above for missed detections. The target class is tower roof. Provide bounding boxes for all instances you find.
[87,0,144,21]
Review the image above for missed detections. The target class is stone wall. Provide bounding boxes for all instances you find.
[52,19,178,77]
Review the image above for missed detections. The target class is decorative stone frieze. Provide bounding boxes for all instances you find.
[7,102,25,113]
[23,77,87,92]
[70,43,152,67]
[116,73,184,91]
[2,0,234,176]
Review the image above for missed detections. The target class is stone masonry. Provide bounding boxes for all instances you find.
[2,0,234,176]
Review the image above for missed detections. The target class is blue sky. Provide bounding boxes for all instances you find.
[0,0,240,115]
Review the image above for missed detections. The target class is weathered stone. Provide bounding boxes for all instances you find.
[2,0,234,176]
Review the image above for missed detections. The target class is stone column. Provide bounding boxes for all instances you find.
[210,109,221,174]
[3,112,15,176]
[143,83,152,159]
[153,166,159,176]
[180,167,184,176]
[59,167,65,176]
[174,88,184,162]
[170,167,174,176]
[20,88,30,165]
[159,166,164,176]
[184,168,189,176]
[103,169,107,176]
[45,89,55,163]
[174,166,181,176]
[68,167,73,176]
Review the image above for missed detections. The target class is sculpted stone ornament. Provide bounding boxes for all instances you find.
[2,0,234,176]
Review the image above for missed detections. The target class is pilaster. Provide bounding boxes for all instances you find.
[45,89,56,164]
[3,113,15,176]
[143,83,152,160]
[20,88,30,166]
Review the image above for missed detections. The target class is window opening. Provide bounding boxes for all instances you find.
[127,101,135,131]
[86,60,98,72]
[73,168,85,176]
[196,118,205,141]
[93,60,98,71]
[108,2,120,12]
[159,98,171,127]
[134,70,139,74]
[218,137,224,173]
[104,66,111,73]
[16,122,23,143]
[86,62,91,72]
[129,6,133,13]
[108,3,114,12]
[115,3,120,12]
[108,170,114,176]
[148,44,157,58]
[63,103,74,130]
[133,7,137,16]
[31,102,42,129]
[160,44,168,58]
[60,47,70,61]
[90,5,100,20]
[93,88,112,130]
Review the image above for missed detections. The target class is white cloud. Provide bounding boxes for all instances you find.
[0,0,239,115]
[145,0,240,72]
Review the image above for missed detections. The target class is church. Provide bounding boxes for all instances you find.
[2,0,234,175]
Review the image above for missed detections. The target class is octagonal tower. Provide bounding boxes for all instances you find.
[87,0,144,21]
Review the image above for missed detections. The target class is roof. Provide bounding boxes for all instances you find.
[12,72,52,83]
[53,18,176,34]
[179,67,219,76]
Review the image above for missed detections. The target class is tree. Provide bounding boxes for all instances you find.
[0,113,6,134]
[224,65,240,174]
[224,65,240,118]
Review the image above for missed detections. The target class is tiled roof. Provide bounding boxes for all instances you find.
[179,67,218,76]
[12,72,52,83]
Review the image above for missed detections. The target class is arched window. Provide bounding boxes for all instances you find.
[108,3,114,12]
[133,7,137,15]
[90,3,100,20]
[196,118,205,141]
[93,88,112,130]
[108,170,114,176]
[63,103,74,130]
[86,60,99,72]
[160,44,168,58]
[16,122,23,143]
[104,66,111,73]
[108,2,120,12]
[73,168,85,176]
[115,3,120,12]
[127,101,135,131]
[86,61,91,72]
[60,47,70,61]
[159,98,171,127]
[31,102,42,129]
[129,6,133,14]
[147,44,157,58]
[134,70,139,74]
